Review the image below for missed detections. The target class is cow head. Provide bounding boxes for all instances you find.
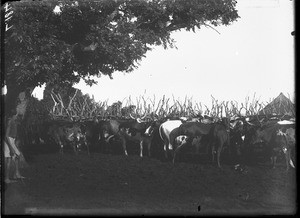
[175,135,188,147]
[144,120,160,136]
[129,113,147,123]
[249,123,280,146]
[66,125,83,142]
[221,117,230,132]
[144,124,154,136]
[103,129,111,139]
[249,128,264,145]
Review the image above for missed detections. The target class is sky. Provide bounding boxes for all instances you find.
[32,0,295,108]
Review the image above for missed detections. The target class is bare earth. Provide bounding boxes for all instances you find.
[2,148,296,216]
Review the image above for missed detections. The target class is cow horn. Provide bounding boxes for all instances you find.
[129,113,136,120]
[245,120,254,126]
[140,113,147,120]
[180,117,188,121]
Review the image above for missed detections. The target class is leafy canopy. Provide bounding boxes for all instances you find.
[4,0,239,90]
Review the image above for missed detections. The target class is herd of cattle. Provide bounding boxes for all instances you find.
[21,114,296,170]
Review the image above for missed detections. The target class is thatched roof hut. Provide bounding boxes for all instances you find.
[259,93,295,116]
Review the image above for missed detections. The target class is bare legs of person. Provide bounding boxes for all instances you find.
[12,156,26,179]
[5,156,25,183]
[5,157,16,183]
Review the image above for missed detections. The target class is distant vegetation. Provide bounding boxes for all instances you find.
[24,86,295,123]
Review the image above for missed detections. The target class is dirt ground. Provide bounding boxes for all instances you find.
[2,145,297,216]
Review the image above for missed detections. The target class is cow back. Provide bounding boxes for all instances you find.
[254,124,279,144]
[178,122,212,137]
[209,123,229,146]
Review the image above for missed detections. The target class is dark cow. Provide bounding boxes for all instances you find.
[47,121,86,155]
[157,117,203,159]
[170,117,230,167]
[249,122,295,170]
[98,118,159,157]
[229,119,245,161]
[97,119,120,153]
[284,127,295,145]
[79,119,101,153]
[17,118,48,149]
[142,120,161,157]
[229,118,257,164]
[228,116,269,165]
[209,118,230,167]
[170,123,211,164]
[171,134,208,164]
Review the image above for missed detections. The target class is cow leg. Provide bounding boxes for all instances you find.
[205,142,210,154]
[290,159,295,168]
[286,151,290,171]
[173,141,188,164]
[271,155,277,169]
[86,142,90,156]
[82,135,90,155]
[194,136,202,155]
[195,143,200,155]
[59,144,64,155]
[73,144,78,155]
[163,143,168,159]
[147,142,152,157]
[283,147,290,171]
[211,145,216,163]
[168,143,173,151]
[217,144,223,168]
[140,140,143,158]
[104,135,114,154]
[121,138,128,156]
[273,156,277,168]
[57,139,64,155]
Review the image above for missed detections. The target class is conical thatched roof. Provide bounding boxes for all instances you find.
[259,93,295,116]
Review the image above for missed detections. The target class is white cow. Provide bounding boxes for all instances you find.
[159,120,183,159]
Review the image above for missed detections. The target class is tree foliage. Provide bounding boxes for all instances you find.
[3,0,239,112]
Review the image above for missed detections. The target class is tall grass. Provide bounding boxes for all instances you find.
[33,91,294,121]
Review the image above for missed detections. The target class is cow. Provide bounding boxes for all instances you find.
[285,127,295,145]
[208,118,230,167]
[98,117,159,157]
[79,119,101,152]
[229,119,244,158]
[272,128,295,170]
[249,123,295,170]
[142,120,161,157]
[284,127,296,167]
[172,135,189,163]
[170,123,210,164]
[171,134,208,164]
[170,117,230,167]
[121,120,160,157]
[47,121,87,155]
[229,118,256,164]
[158,119,183,159]
[228,116,267,165]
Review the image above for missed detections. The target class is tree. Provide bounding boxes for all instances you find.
[2,0,239,115]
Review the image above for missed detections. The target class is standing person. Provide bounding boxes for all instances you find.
[4,114,26,183]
